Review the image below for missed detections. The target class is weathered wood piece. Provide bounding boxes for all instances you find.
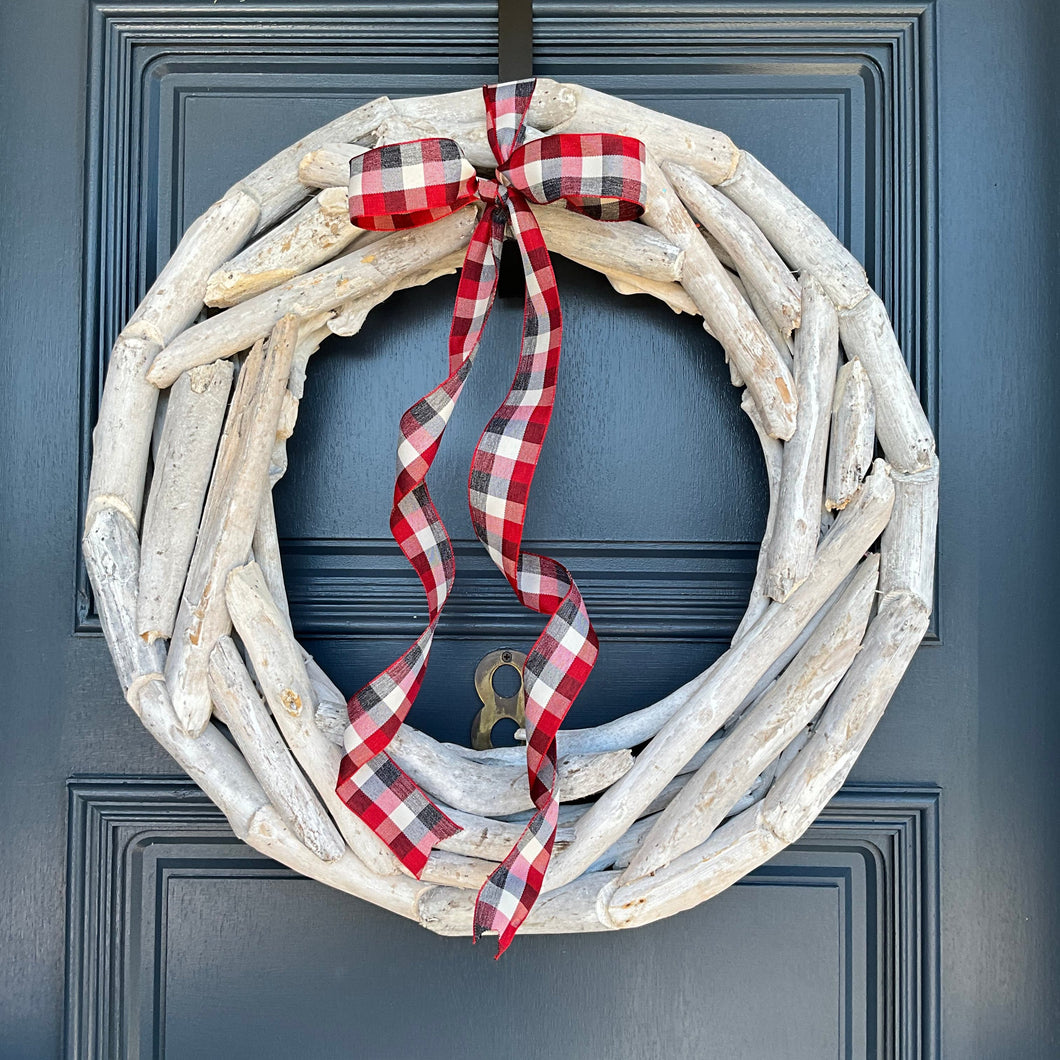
[732,391,784,641]
[826,358,877,510]
[137,360,234,643]
[208,636,345,862]
[838,291,936,473]
[765,275,840,601]
[297,143,370,190]
[383,725,634,818]
[665,161,801,336]
[555,84,739,185]
[147,207,478,387]
[880,455,939,611]
[165,318,296,735]
[640,156,797,440]
[83,506,167,705]
[251,489,293,632]
[205,188,367,307]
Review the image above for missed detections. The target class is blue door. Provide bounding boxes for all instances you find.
[1,1,1056,1056]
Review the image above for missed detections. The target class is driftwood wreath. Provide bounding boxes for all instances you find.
[84,80,938,942]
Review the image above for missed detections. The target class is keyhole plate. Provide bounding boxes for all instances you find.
[470,648,528,750]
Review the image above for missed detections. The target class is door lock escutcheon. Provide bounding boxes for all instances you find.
[470,648,527,750]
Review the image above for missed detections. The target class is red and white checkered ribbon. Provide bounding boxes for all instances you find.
[337,79,646,954]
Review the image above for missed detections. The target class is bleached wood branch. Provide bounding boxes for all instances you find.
[825,358,877,510]
[208,636,345,862]
[383,726,633,818]
[641,155,798,440]
[554,84,739,186]
[604,590,929,929]
[206,188,368,307]
[226,97,396,233]
[137,360,234,642]
[225,561,403,878]
[765,275,840,600]
[880,455,939,611]
[732,390,784,641]
[665,161,801,336]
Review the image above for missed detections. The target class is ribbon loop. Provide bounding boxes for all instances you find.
[349,138,478,231]
[339,78,645,955]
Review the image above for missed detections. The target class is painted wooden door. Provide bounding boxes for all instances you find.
[1,1,1056,1056]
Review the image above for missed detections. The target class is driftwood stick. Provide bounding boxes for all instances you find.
[555,84,739,185]
[393,79,577,168]
[732,390,784,641]
[599,269,699,316]
[737,273,795,361]
[383,725,633,818]
[605,590,930,929]
[826,358,877,510]
[87,193,260,531]
[728,569,857,726]
[417,871,623,937]
[251,489,292,632]
[622,554,878,881]
[665,162,801,336]
[297,143,369,190]
[880,455,939,611]
[83,507,167,705]
[206,188,367,308]
[137,360,234,642]
[717,151,870,309]
[225,561,403,878]
[544,460,894,892]
[208,636,345,862]
[641,155,797,440]
[147,207,477,387]
[588,772,766,875]
[532,205,684,282]
[166,318,296,735]
[325,249,465,337]
[765,275,840,601]
[302,655,580,862]
[838,291,936,473]
[86,335,164,532]
[129,191,261,343]
[226,97,396,233]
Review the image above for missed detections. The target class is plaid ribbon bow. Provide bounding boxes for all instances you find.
[337,79,646,954]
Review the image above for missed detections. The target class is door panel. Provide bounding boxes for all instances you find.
[1,2,1057,1058]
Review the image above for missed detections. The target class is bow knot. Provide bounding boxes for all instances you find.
[339,79,646,956]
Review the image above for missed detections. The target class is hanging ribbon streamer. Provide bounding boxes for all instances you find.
[337,79,646,954]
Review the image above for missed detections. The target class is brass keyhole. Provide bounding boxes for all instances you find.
[470,648,527,750]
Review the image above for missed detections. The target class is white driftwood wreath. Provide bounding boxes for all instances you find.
[84,81,938,937]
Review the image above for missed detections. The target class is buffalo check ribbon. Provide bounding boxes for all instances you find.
[337,79,646,955]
